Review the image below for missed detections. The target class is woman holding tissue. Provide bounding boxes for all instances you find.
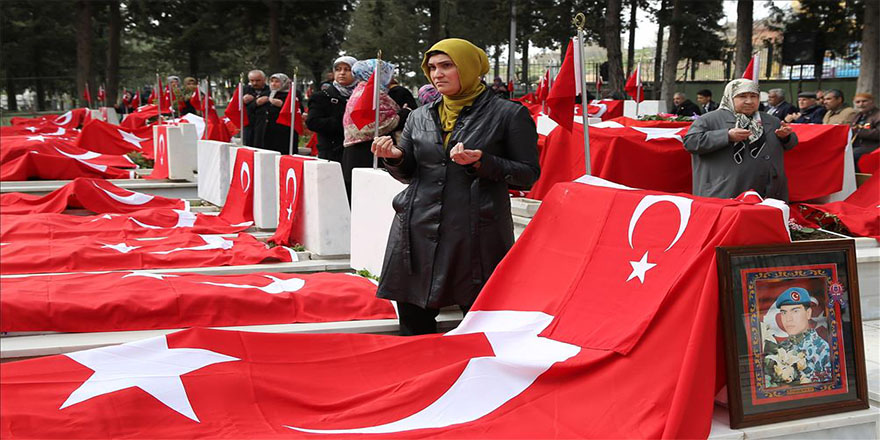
[372,38,540,335]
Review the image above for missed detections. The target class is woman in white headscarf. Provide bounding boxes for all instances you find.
[683,78,797,201]
[305,56,358,163]
[264,73,300,155]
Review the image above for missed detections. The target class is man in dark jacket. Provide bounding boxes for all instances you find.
[305,56,356,163]
[671,92,702,117]
[242,70,271,148]
[765,89,796,120]
[852,93,880,171]
[784,91,826,124]
[696,89,718,114]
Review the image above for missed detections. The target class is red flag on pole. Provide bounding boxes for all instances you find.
[596,73,604,96]
[82,83,92,107]
[742,53,760,84]
[277,90,304,135]
[350,71,376,130]
[624,64,643,103]
[147,86,157,105]
[224,84,248,129]
[546,40,577,131]
[97,85,106,104]
[131,89,140,108]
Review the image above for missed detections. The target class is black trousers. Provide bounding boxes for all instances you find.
[342,141,380,203]
[397,302,471,336]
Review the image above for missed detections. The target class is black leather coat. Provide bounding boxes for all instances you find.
[376,90,540,309]
[306,86,348,161]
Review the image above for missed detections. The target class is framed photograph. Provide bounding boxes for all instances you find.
[716,240,869,429]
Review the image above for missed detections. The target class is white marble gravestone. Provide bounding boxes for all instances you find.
[623,100,667,118]
[287,157,351,257]
[197,140,232,206]
[350,168,407,275]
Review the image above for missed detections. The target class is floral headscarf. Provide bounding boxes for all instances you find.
[418,84,441,105]
[351,59,397,92]
[720,78,764,144]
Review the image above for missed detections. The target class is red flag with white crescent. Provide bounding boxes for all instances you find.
[277,90,304,135]
[1,271,394,333]
[269,155,312,246]
[218,148,255,224]
[0,178,186,215]
[349,71,377,130]
[0,180,791,438]
[146,124,171,180]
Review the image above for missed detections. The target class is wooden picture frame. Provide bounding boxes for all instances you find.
[716,239,869,429]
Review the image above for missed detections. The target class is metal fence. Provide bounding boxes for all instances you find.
[503,44,864,89]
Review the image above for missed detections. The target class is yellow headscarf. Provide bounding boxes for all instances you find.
[421,39,490,141]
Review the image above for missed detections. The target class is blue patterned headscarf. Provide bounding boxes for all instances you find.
[351,59,396,92]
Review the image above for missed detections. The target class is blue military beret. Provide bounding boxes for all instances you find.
[775,287,812,308]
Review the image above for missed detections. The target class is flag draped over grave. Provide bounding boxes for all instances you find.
[0,231,293,275]
[0,178,187,215]
[1,272,394,333]
[0,179,791,439]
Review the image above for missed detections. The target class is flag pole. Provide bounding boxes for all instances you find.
[289,67,298,156]
[202,77,209,140]
[85,81,91,109]
[635,62,641,117]
[372,50,382,169]
[574,13,591,176]
[239,72,245,144]
[155,72,163,124]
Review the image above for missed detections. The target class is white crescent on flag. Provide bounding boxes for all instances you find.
[200,275,306,295]
[93,182,155,205]
[286,311,580,434]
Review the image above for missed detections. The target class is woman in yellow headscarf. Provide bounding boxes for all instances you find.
[371,38,540,335]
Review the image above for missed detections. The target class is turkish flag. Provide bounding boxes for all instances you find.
[219,147,255,224]
[794,173,880,240]
[269,155,312,246]
[97,85,106,103]
[146,124,171,180]
[130,89,140,108]
[82,84,92,105]
[119,104,169,130]
[0,180,790,438]
[224,84,248,129]
[528,118,692,199]
[624,65,643,102]
[0,209,252,242]
[0,178,187,215]
[0,151,132,181]
[0,231,294,275]
[546,39,577,131]
[1,271,394,333]
[507,79,514,93]
[783,124,850,201]
[277,90,304,135]
[76,119,153,156]
[350,71,377,130]
[741,54,759,83]
[587,99,625,121]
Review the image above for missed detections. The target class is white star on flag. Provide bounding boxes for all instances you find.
[117,129,148,150]
[627,251,656,283]
[60,335,239,422]
[121,271,178,280]
[100,242,141,253]
[25,126,38,132]
[26,135,46,142]
[150,235,234,255]
[89,214,117,222]
[630,127,684,142]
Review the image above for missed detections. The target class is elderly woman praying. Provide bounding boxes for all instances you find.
[684,78,797,202]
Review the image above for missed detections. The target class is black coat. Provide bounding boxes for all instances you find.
[264,90,304,155]
[671,99,702,117]
[377,90,540,310]
[766,100,796,120]
[243,84,271,148]
[306,86,348,162]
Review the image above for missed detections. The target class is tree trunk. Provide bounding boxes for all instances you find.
[626,0,637,75]
[734,0,753,77]
[267,0,282,73]
[493,46,501,79]
[428,0,441,44]
[660,0,682,107]
[6,75,18,112]
[106,0,121,106]
[857,0,879,96]
[76,0,93,107]
[188,45,200,77]
[653,0,666,99]
[604,0,625,94]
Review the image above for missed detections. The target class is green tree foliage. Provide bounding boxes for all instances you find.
[783,0,865,57]
[677,0,725,64]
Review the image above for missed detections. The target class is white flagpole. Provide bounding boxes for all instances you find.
[635,63,641,117]
[574,14,591,176]
[202,78,209,140]
[239,73,244,143]
[155,73,163,124]
[289,68,298,156]
[372,50,382,169]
